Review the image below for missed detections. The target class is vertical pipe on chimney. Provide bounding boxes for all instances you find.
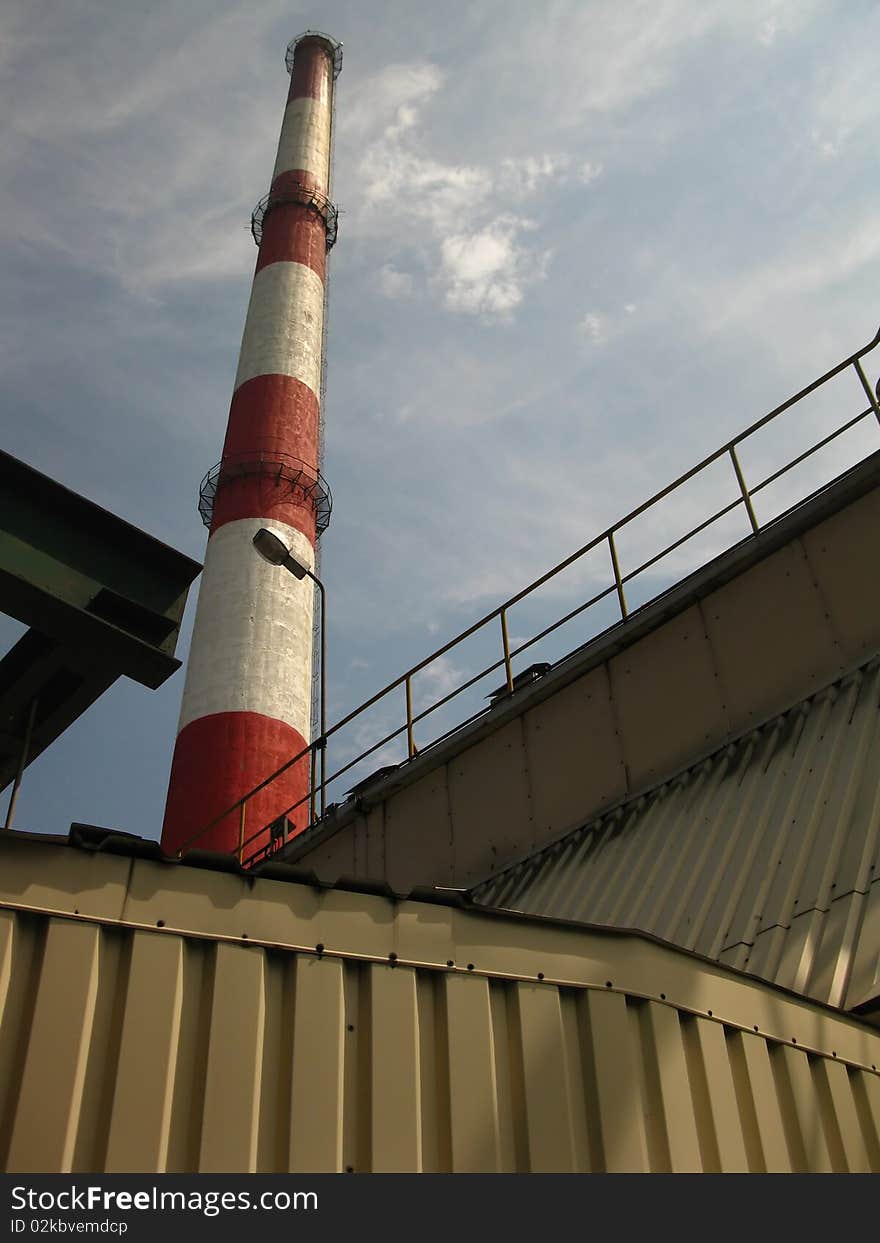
[161,34,341,858]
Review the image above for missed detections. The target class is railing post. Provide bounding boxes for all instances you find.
[238,801,246,865]
[499,609,514,694]
[607,531,628,619]
[729,444,760,534]
[309,743,318,828]
[3,697,38,832]
[405,674,416,758]
[853,358,880,425]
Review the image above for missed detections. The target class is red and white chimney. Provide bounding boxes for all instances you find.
[162,32,341,858]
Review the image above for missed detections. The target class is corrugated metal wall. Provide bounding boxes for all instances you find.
[1,837,880,1173]
[473,657,880,1012]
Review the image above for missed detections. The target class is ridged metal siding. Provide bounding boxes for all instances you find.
[1,836,879,1173]
[473,657,880,1012]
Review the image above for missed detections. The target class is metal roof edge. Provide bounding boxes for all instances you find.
[1,826,878,1047]
[1,825,879,1068]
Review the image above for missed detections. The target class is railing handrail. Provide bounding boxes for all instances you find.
[176,325,880,862]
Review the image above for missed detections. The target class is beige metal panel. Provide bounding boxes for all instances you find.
[370,963,422,1172]
[303,821,357,884]
[363,804,386,881]
[559,990,592,1171]
[515,982,576,1172]
[384,767,454,893]
[816,1057,873,1172]
[315,886,400,962]
[699,722,793,959]
[523,665,626,842]
[801,487,880,665]
[445,973,500,1172]
[6,919,100,1172]
[774,906,826,999]
[793,668,879,908]
[289,955,344,1172]
[846,880,880,1008]
[0,835,130,923]
[666,752,754,950]
[682,1015,749,1172]
[585,800,669,927]
[806,890,868,1009]
[757,696,840,938]
[851,1068,880,1166]
[122,854,306,945]
[729,1030,792,1172]
[105,932,184,1172]
[631,765,726,936]
[350,812,370,881]
[637,1001,702,1171]
[199,942,266,1172]
[488,982,526,1171]
[611,605,727,791]
[0,910,14,1033]
[578,989,649,1172]
[448,720,534,884]
[414,973,446,1173]
[772,1044,834,1172]
[704,541,838,733]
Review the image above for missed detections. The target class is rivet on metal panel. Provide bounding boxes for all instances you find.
[660,993,666,1000]
[315,942,325,955]
[753,1025,759,1032]
[346,1024,354,1032]
[792,1038,797,1044]
[156,920,165,928]
[605,980,613,988]
[537,972,545,980]
[446,959,454,968]
[466,963,474,971]
[388,952,397,964]
[707,1010,713,1016]
[345,1166,354,1174]
[832,1051,837,1058]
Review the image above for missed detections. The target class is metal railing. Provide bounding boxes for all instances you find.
[175,327,880,868]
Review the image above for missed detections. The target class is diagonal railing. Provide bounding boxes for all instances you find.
[174,326,880,868]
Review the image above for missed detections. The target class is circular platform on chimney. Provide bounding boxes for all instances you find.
[198,454,332,537]
[251,184,339,251]
[286,32,343,78]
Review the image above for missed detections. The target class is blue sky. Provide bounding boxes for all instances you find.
[2,0,879,840]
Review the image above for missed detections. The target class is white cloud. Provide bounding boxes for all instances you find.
[579,161,604,185]
[440,216,548,317]
[342,62,572,320]
[499,154,570,192]
[580,312,605,344]
[378,264,414,299]
[757,17,779,45]
[340,62,444,141]
[413,654,466,711]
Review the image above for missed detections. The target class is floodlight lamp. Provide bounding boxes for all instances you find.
[252,528,309,579]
